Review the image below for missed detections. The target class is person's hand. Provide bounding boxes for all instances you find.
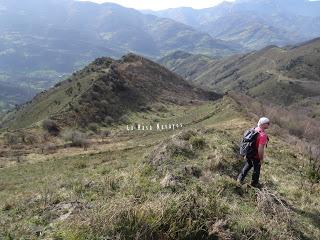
[260,159,264,165]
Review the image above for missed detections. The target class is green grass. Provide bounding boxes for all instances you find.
[0,97,319,239]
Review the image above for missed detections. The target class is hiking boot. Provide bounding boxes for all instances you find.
[250,182,262,189]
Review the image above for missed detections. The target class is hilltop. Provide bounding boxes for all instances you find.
[1,53,220,129]
[159,38,320,119]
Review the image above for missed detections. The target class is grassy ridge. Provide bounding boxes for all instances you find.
[0,96,319,239]
[159,39,320,120]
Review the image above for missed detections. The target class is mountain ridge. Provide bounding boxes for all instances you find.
[159,38,320,119]
[1,53,221,129]
[146,0,320,50]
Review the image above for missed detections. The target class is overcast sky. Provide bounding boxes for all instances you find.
[77,0,235,10]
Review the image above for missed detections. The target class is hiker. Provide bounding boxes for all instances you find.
[237,117,270,188]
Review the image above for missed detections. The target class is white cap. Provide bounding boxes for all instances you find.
[258,117,270,126]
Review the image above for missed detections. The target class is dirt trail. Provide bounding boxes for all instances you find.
[0,102,221,168]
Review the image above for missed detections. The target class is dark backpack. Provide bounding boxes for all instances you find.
[240,128,259,157]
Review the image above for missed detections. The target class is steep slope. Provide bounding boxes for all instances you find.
[0,0,241,111]
[1,54,220,129]
[146,0,320,50]
[160,38,320,118]
[158,51,216,81]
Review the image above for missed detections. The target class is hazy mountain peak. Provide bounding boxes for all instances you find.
[234,0,306,3]
[147,0,320,51]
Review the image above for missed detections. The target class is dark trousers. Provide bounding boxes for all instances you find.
[238,156,261,185]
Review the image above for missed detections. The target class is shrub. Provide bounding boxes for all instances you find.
[176,130,197,141]
[3,133,20,145]
[42,119,60,136]
[77,82,81,90]
[301,143,320,184]
[22,133,39,145]
[119,115,130,124]
[100,100,109,108]
[65,87,73,96]
[205,149,227,172]
[104,116,114,126]
[287,122,304,138]
[62,130,90,149]
[190,136,206,150]
[90,91,100,101]
[138,105,151,112]
[2,202,14,211]
[54,82,62,87]
[100,130,111,139]
[168,140,194,158]
[306,161,320,184]
[88,123,100,133]
[94,114,103,122]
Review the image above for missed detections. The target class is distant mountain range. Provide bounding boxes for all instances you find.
[1,2,320,238]
[145,0,320,50]
[0,0,240,112]
[1,0,320,114]
[159,38,320,119]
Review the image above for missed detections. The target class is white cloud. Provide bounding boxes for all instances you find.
[77,0,235,10]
